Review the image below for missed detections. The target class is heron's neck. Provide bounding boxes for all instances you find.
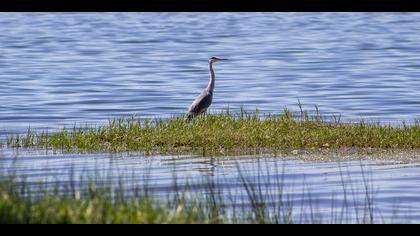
[206,62,215,93]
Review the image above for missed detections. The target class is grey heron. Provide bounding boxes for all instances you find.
[186,57,228,121]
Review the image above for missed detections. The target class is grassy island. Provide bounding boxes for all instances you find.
[4,109,420,154]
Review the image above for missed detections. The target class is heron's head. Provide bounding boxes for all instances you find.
[209,57,228,63]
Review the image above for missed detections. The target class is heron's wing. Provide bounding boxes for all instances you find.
[188,90,213,114]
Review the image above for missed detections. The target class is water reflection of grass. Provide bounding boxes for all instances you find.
[5,107,420,154]
[0,161,384,224]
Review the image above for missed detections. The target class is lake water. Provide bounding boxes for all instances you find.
[1,13,420,133]
[1,149,420,223]
[1,13,420,223]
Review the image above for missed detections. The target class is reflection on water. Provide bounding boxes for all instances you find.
[1,13,420,134]
[1,149,420,223]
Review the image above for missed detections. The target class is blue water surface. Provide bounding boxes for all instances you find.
[0,13,419,133]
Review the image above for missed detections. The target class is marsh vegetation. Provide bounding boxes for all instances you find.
[5,108,419,154]
[0,160,384,224]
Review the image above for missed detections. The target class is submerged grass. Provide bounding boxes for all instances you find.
[0,161,382,224]
[4,108,420,153]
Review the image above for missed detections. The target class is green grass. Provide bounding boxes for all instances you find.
[0,181,217,224]
[0,164,379,224]
[4,108,420,153]
[0,173,294,224]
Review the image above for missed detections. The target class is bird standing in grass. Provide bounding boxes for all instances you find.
[186,57,228,121]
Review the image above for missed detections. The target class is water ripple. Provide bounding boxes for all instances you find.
[0,13,420,132]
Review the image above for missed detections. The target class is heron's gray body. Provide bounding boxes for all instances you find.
[186,57,226,121]
[187,89,213,118]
